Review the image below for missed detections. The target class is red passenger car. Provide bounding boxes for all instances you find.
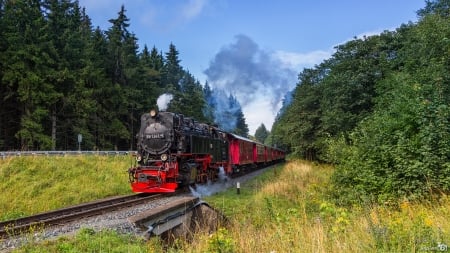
[254,143,266,163]
[228,133,254,170]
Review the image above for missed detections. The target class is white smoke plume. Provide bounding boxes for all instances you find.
[157,93,173,111]
[204,34,297,110]
[190,167,231,198]
[204,34,299,133]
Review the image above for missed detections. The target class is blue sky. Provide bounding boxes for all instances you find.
[78,0,425,134]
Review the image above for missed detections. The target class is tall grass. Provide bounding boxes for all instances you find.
[7,159,450,252]
[183,160,450,252]
[0,155,133,221]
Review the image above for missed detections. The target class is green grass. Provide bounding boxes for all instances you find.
[199,161,450,253]
[0,155,133,221]
[4,158,450,252]
[13,228,148,253]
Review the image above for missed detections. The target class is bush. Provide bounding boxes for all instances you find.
[330,72,450,204]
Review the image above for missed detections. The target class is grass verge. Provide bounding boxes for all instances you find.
[0,155,132,221]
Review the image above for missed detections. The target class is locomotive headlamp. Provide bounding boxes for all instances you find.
[150,109,157,118]
[161,154,168,161]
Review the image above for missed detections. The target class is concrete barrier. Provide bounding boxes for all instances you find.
[128,196,227,243]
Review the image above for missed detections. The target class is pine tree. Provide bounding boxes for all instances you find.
[136,45,161,111]
[162,43,183,92]
[255,124,269,143]
[229,95,248,137]
[163,43,185,114]
[104,4,139,149]
[150,46,165,90]
[88,27,113,149]
[2,0,58,150]
[202,81,215,123]
[233,108,249,137]
[0,0,9,149]
[106,5,131,85]
[77,10,110,150]
[43,0,91,150]
[175,71,206,121]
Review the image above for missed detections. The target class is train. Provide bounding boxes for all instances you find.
[127,109,285,193]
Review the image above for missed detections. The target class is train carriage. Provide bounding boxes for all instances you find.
[266,146,273,162]
[228,133,254,166]
[254,143,266,163]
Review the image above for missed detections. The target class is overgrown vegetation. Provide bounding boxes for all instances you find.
[156,160,450,252]
[9,160,450,252]
[272,0,450,202]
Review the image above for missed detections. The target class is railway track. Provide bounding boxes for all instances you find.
[0,193,162,238]
[0,166,277,252]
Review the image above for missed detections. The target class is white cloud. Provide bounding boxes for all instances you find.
[272,49,332,70]
[138,0,208,32]
[139,8,158,28]
[243,94,278,134]
[180,0,208,20]
[335,28,394,48]
[355,28,390,39]
[272,27,392,71]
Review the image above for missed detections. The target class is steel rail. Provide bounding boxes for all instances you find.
[0,193,161,238]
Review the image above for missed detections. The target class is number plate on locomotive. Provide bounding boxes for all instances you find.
[146,133,165,139]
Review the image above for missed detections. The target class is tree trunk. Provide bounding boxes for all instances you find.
[51,110,56,150]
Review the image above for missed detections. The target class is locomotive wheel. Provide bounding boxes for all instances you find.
[208,169,217,182]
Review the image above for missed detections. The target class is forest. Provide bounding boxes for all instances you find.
[271,0,450,202]
[0,0,249,152]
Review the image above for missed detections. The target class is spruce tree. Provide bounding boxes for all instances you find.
[43,0,91,150]
[162,43,183,92]
[202,81,215,123]
[2,0,58,150]
[163,43,184,113]
[136,45,160,112]
[255,124,269,143]
[105,4,139,149]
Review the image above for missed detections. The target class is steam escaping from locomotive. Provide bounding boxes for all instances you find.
[218,166,228,181]
[189,167,231,198]
[157,93,173,111]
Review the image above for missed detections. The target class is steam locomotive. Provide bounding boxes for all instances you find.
[128,109,285,193]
